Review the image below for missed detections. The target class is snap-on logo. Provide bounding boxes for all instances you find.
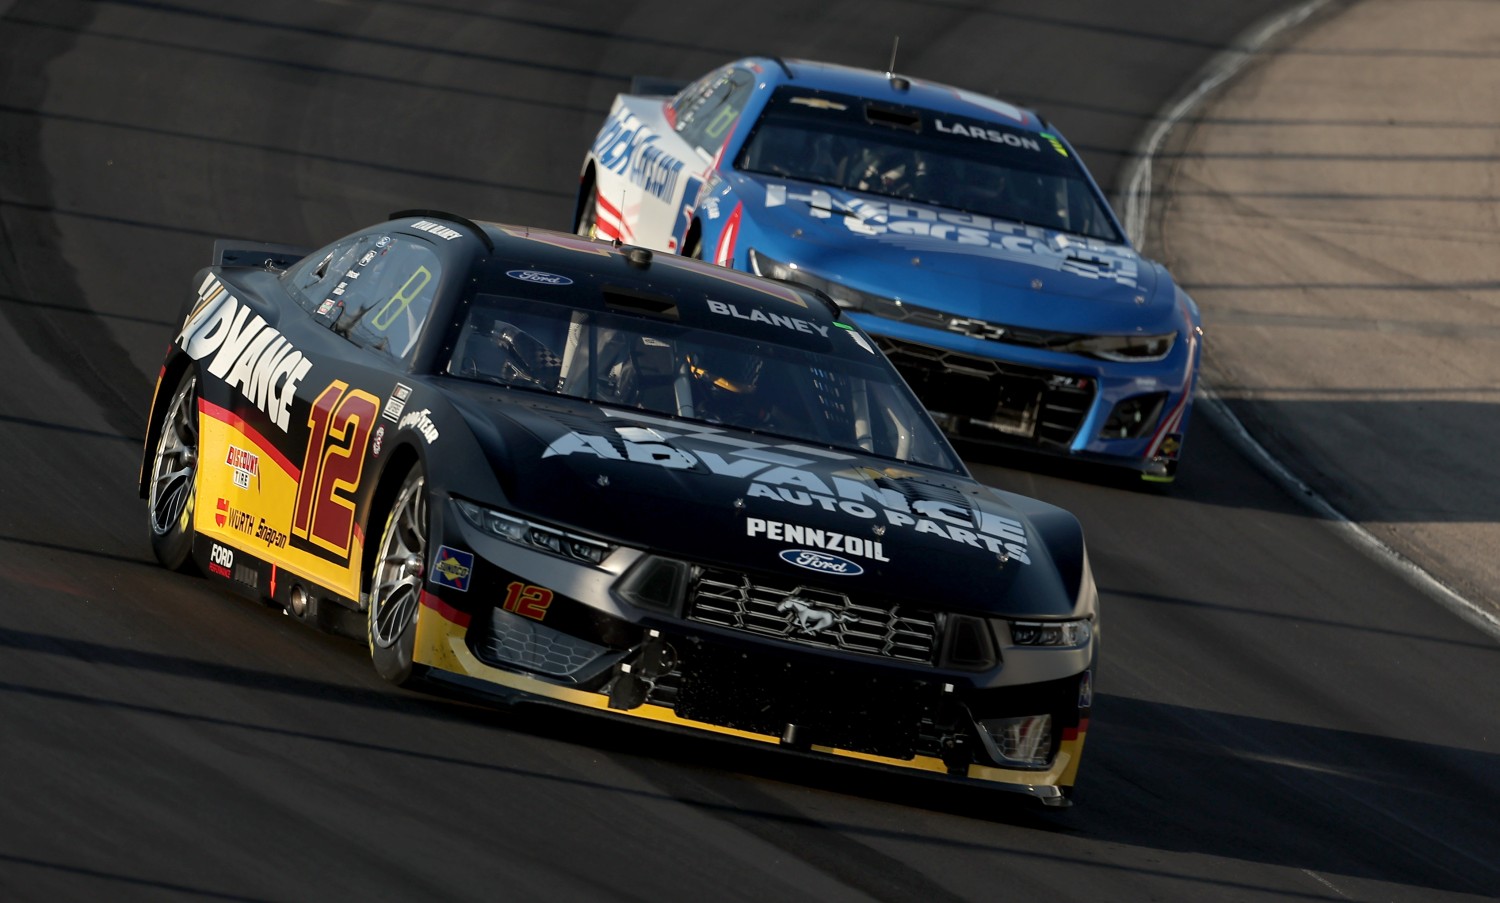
[506,269,573,286]
[779,549,863,576]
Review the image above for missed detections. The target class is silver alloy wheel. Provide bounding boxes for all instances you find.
[149,373,198,536]
[370,473,426,648]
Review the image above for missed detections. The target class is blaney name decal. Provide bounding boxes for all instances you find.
[706,299,829,336]
[411,220,462,241]
[543,424,1029,563]
[179,275,313,431]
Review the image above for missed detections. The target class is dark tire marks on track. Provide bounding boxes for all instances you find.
[2,2,1498,901]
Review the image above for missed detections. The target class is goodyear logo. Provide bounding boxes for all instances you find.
[432,545,474,592]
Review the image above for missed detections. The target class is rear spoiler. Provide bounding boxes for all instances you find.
[213,239,313,271]
[629,75,688,97]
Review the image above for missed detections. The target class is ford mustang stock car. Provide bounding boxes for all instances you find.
[576,57,1201,481]
[140,212,1098,805]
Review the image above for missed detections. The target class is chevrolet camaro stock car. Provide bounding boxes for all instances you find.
[577,57,1202,481]
[141,212,1098,805]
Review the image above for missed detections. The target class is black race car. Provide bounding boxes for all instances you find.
[140,212,1099,805]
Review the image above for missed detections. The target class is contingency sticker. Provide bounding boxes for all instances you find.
[432,545,474,592]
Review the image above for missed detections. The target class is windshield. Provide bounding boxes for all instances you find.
[737,87,1122,243]
[445,294,961,471]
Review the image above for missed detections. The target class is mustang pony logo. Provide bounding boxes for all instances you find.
[778,597,858,635]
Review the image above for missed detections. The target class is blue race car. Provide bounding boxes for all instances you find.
[577,58,1201,482]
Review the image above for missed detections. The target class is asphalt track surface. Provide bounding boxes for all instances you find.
[1,1,1497,901]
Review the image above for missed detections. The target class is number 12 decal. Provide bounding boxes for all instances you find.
[502,582,553,621]
[293,380,380,558]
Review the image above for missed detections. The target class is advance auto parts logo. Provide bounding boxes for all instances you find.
[542,422,1031,564]
[177,275,314,431]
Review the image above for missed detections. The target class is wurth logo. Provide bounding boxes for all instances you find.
[215,498,229,528]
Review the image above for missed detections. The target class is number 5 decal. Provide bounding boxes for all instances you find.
[293,380,380,557]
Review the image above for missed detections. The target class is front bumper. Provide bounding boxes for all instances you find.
[856,319,1195,479]
[412,504,1093,806]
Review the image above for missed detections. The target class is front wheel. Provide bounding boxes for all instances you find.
[368,466,427,684]
[147,370,200,571]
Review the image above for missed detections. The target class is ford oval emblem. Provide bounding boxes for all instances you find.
[506,269,573,286]
[779,549,863,576]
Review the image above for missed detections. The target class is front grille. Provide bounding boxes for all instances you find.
[861,296,1082,350]
[470,607,609,678]
[875,336,1095,448]
[686,568,940,664]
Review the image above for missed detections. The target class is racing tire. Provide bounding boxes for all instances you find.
[147,370,200,572]
[576,188,598,239]
[368,466,427,685]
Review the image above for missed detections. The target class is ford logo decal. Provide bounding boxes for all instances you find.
[505,269,573,285]
[779,549,863,576]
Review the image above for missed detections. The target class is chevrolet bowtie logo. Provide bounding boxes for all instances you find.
[945,317,1007,340]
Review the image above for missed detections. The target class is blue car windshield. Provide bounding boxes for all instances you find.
[446,293,962,472]
[737,87,1123,243]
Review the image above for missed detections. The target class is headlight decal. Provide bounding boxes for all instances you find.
[453,499,616,565]
[1006,619,1092,648]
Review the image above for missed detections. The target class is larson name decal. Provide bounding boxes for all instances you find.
[934,118,1042,151]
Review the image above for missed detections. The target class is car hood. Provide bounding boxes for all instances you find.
[733,175,1178,333]
[446,387,1081,617]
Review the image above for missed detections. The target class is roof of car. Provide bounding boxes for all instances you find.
[398,220,857,352]
[746,57,1044,132]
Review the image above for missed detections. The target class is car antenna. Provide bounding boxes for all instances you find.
[886,37,910,91]
[612,187,625,248]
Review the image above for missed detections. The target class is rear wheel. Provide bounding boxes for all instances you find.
[368,466,427,684]
[147,371,199,571]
